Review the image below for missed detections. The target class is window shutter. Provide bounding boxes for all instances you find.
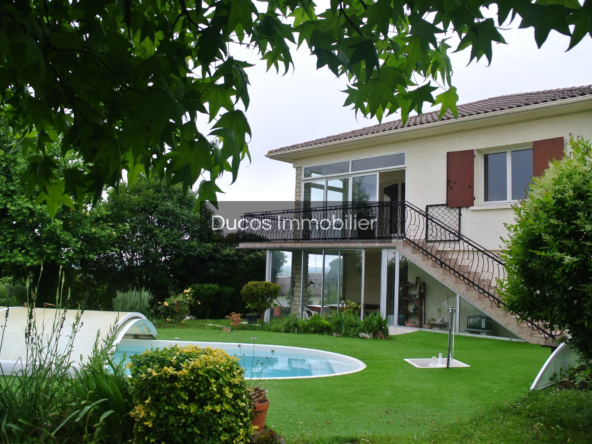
[533,137,564,177]
[447,150,474,208]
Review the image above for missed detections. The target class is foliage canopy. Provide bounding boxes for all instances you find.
[89,176,265,302]
[2,1,591,212]
[0,125,120,282]
[501,137,592,361]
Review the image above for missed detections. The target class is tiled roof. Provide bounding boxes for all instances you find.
[268,85,592,156]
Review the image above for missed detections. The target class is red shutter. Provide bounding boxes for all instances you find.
[447,150,474,208]
[533,137,564,177]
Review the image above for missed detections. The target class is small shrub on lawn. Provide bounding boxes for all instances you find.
[241,281,281,322]
[129,345,253,444]
[189,283,237,319]
[156,290,191,323]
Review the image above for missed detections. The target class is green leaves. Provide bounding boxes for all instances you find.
[519,2,572,47]
[35,180,74,218]
[347,40,380,79]
[1,0,591,215]
[456,19,506,64]
[435,87,459,120]
[228,0,258,33]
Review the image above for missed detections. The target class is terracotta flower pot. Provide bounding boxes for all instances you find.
[230,321,240,327]
[273,306,283,317]
[251,400,270,431]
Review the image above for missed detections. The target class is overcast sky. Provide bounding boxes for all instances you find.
[214,22,592,203]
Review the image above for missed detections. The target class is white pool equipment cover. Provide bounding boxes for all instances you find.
[0,307,157,375]
[530,342,579,390]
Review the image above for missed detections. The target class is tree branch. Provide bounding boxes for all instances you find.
[339,2,365,38]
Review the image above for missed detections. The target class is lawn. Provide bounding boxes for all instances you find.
[156,323,552,442]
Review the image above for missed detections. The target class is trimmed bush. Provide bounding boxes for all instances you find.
[189,283,237,319]
[241,281,281,322]
[129,345,252,444]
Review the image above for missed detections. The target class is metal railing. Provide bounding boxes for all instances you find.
[241,201,555,339]
[241,202,405,242]
[426,204,461,242]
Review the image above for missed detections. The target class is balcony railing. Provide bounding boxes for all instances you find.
[241,201,408,242]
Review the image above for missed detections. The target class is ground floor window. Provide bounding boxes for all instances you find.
[267,248,521,341]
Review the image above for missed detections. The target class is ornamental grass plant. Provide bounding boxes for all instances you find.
[0,268,135,443]
[112,288,153,318]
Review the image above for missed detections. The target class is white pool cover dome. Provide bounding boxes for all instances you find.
[530,342,579,390]
[0,307,157,375]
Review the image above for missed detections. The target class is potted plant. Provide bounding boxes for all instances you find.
[241,281,281,323]
[247,386,269,431]
[272,303,283,317]
[225,312,242,327]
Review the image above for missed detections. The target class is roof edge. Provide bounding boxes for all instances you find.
[267,93,592,162]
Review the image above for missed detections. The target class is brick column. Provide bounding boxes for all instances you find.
[294,167,302,208]
[290,251,307,316]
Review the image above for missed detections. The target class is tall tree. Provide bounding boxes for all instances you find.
[501,137,592,361]
[1,1,590,214]
[90,176,265,301]
[0,125,121,305]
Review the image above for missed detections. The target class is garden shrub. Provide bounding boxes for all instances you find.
[501,137,592,360]
[551,363,592,391]
[280,311,388,339]
[156,291,191,323]
[129,345,252,444]
[329,311,345,333]
[112,288,153,317]
[343,299,361,317]
[307,314,331,334]
[361,312,389,338]
[341,312,363,338]
[189,283,237,319]
[70,331,135,442]
[241,281,281,322]
[281,314,301,333]
[0,281,26,306]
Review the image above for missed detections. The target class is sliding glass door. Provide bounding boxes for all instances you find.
[302,249,364,319]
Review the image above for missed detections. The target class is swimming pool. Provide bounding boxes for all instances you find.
[115,339,366,379]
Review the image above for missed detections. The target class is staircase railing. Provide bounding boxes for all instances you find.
[241,201,555,339]
[401,202,555,339]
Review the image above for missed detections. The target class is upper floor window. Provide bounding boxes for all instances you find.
[303,152,405,179]
[351,153,405,172]
[304,161,349,178]
[484,148,533,202]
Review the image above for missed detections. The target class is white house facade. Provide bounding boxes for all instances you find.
[239,85,592,345]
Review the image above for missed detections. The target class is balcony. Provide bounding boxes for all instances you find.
[240,201,408,243]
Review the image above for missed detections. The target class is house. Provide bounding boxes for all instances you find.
[239,85,592,344]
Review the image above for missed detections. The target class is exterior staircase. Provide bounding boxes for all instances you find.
[395,241,551,344]
[399,202,556,345]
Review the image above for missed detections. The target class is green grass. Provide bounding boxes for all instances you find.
[156,323,559,442]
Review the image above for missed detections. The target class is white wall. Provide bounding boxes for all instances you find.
[291,108,592,250]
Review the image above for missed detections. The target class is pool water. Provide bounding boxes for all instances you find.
[115,339,365,379]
